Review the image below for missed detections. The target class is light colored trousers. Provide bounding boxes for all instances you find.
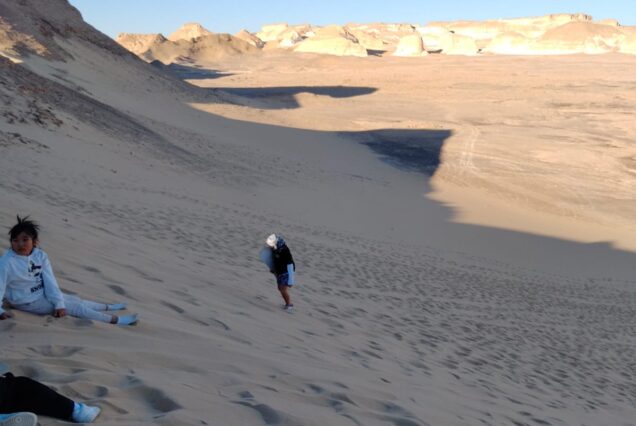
[13,293,112,323]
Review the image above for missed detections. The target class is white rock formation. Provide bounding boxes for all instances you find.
[443,34,480,55]
[393,34,426,56]
[481,32,535,55]
[257,23,290,42]
[484,21,626,55]
[619,28,636,54]
[347,27,386,51]
[416,26,452,52]
[294,26,367,57]
[234,29,264,48]
[534,21,624,54]
[425,13,593,41]
[278,29,304,48]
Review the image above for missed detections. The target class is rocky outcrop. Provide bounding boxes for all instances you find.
[0,0,130,60]
[484,21,626,55]
[425,13,593,41]
[619,28,636,54]
[168,23,213,42]
[257,23,290,42]
[234,29,264,48]
[117,33,168,56]
[293,25,367,57]
[535,21,624,54]
[346,27,386,51]
[481,32,534,55]
[393,34,426,56]
[347,23,415,50]
[142,33,259,63]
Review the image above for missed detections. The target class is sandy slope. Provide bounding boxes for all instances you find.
[1,3,636,426]
[189,51,636,253]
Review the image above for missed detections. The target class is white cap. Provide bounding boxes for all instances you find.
[265,234,277,248]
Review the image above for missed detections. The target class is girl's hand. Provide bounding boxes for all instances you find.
[54,308,67,318]
[0,312,12,320]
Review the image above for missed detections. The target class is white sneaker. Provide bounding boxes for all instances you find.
[72,403,101,423]
[0,412,37,426]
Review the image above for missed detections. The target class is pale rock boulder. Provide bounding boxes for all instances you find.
[347,27,386,51]
[294,37,368,57]
[294,25,367,57]
[619,28,636,54]
[416,26,452,52]
[376,23,416,45]
[257,23,290,42]
[346,23,415,50]
[312,25,359,41]
[418,25,482,53]
[234,29,264,48]
[168,23,213,42]
[278,28,304,48]
[257,24,308,50]
[393,34,427,56]
[116,33,168,56]
[291,24,314,38]
[443,33,480,55]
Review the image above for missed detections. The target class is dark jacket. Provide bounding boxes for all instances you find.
[272,244,295,275]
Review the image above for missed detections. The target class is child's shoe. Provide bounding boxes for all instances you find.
[0,412,38,426]
[116,313,138,325]
[283,304,294,313]
[72,402,101,423]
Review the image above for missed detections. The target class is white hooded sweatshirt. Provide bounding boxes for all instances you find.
[0,248,65,315]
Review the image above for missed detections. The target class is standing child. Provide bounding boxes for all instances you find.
[0,216,138,325]
[265,234,296,311]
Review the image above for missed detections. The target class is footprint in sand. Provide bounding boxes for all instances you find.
[108,284,128,296]
[123,376,182,414]
[28,345,83,357]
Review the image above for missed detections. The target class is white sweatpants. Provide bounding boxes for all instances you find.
[13,293,112,323]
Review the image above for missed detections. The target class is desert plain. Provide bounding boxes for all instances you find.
[1,2,636,426]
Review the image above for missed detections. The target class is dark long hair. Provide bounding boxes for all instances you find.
[9,215,40,242]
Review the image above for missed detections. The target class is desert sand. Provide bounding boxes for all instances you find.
[1,1,636,426]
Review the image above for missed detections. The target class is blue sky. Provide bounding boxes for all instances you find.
[68,0,635,38]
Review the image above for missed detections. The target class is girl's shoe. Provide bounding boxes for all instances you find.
[283,304,294,312]
[0,412,38,426]
[116,313,138,326]
[72,402,101,423]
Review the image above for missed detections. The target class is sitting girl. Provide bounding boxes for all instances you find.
[0,216,137,325]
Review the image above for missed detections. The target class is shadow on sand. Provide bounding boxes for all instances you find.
[163,63,378,109]
[215,86,378,109]
[82,62,633,280]
[341,129,453,177]
[151,62,234,80]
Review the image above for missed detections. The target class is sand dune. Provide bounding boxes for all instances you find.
[1,1,636,426]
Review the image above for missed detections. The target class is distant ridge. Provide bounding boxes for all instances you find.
[117,14,636,60]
